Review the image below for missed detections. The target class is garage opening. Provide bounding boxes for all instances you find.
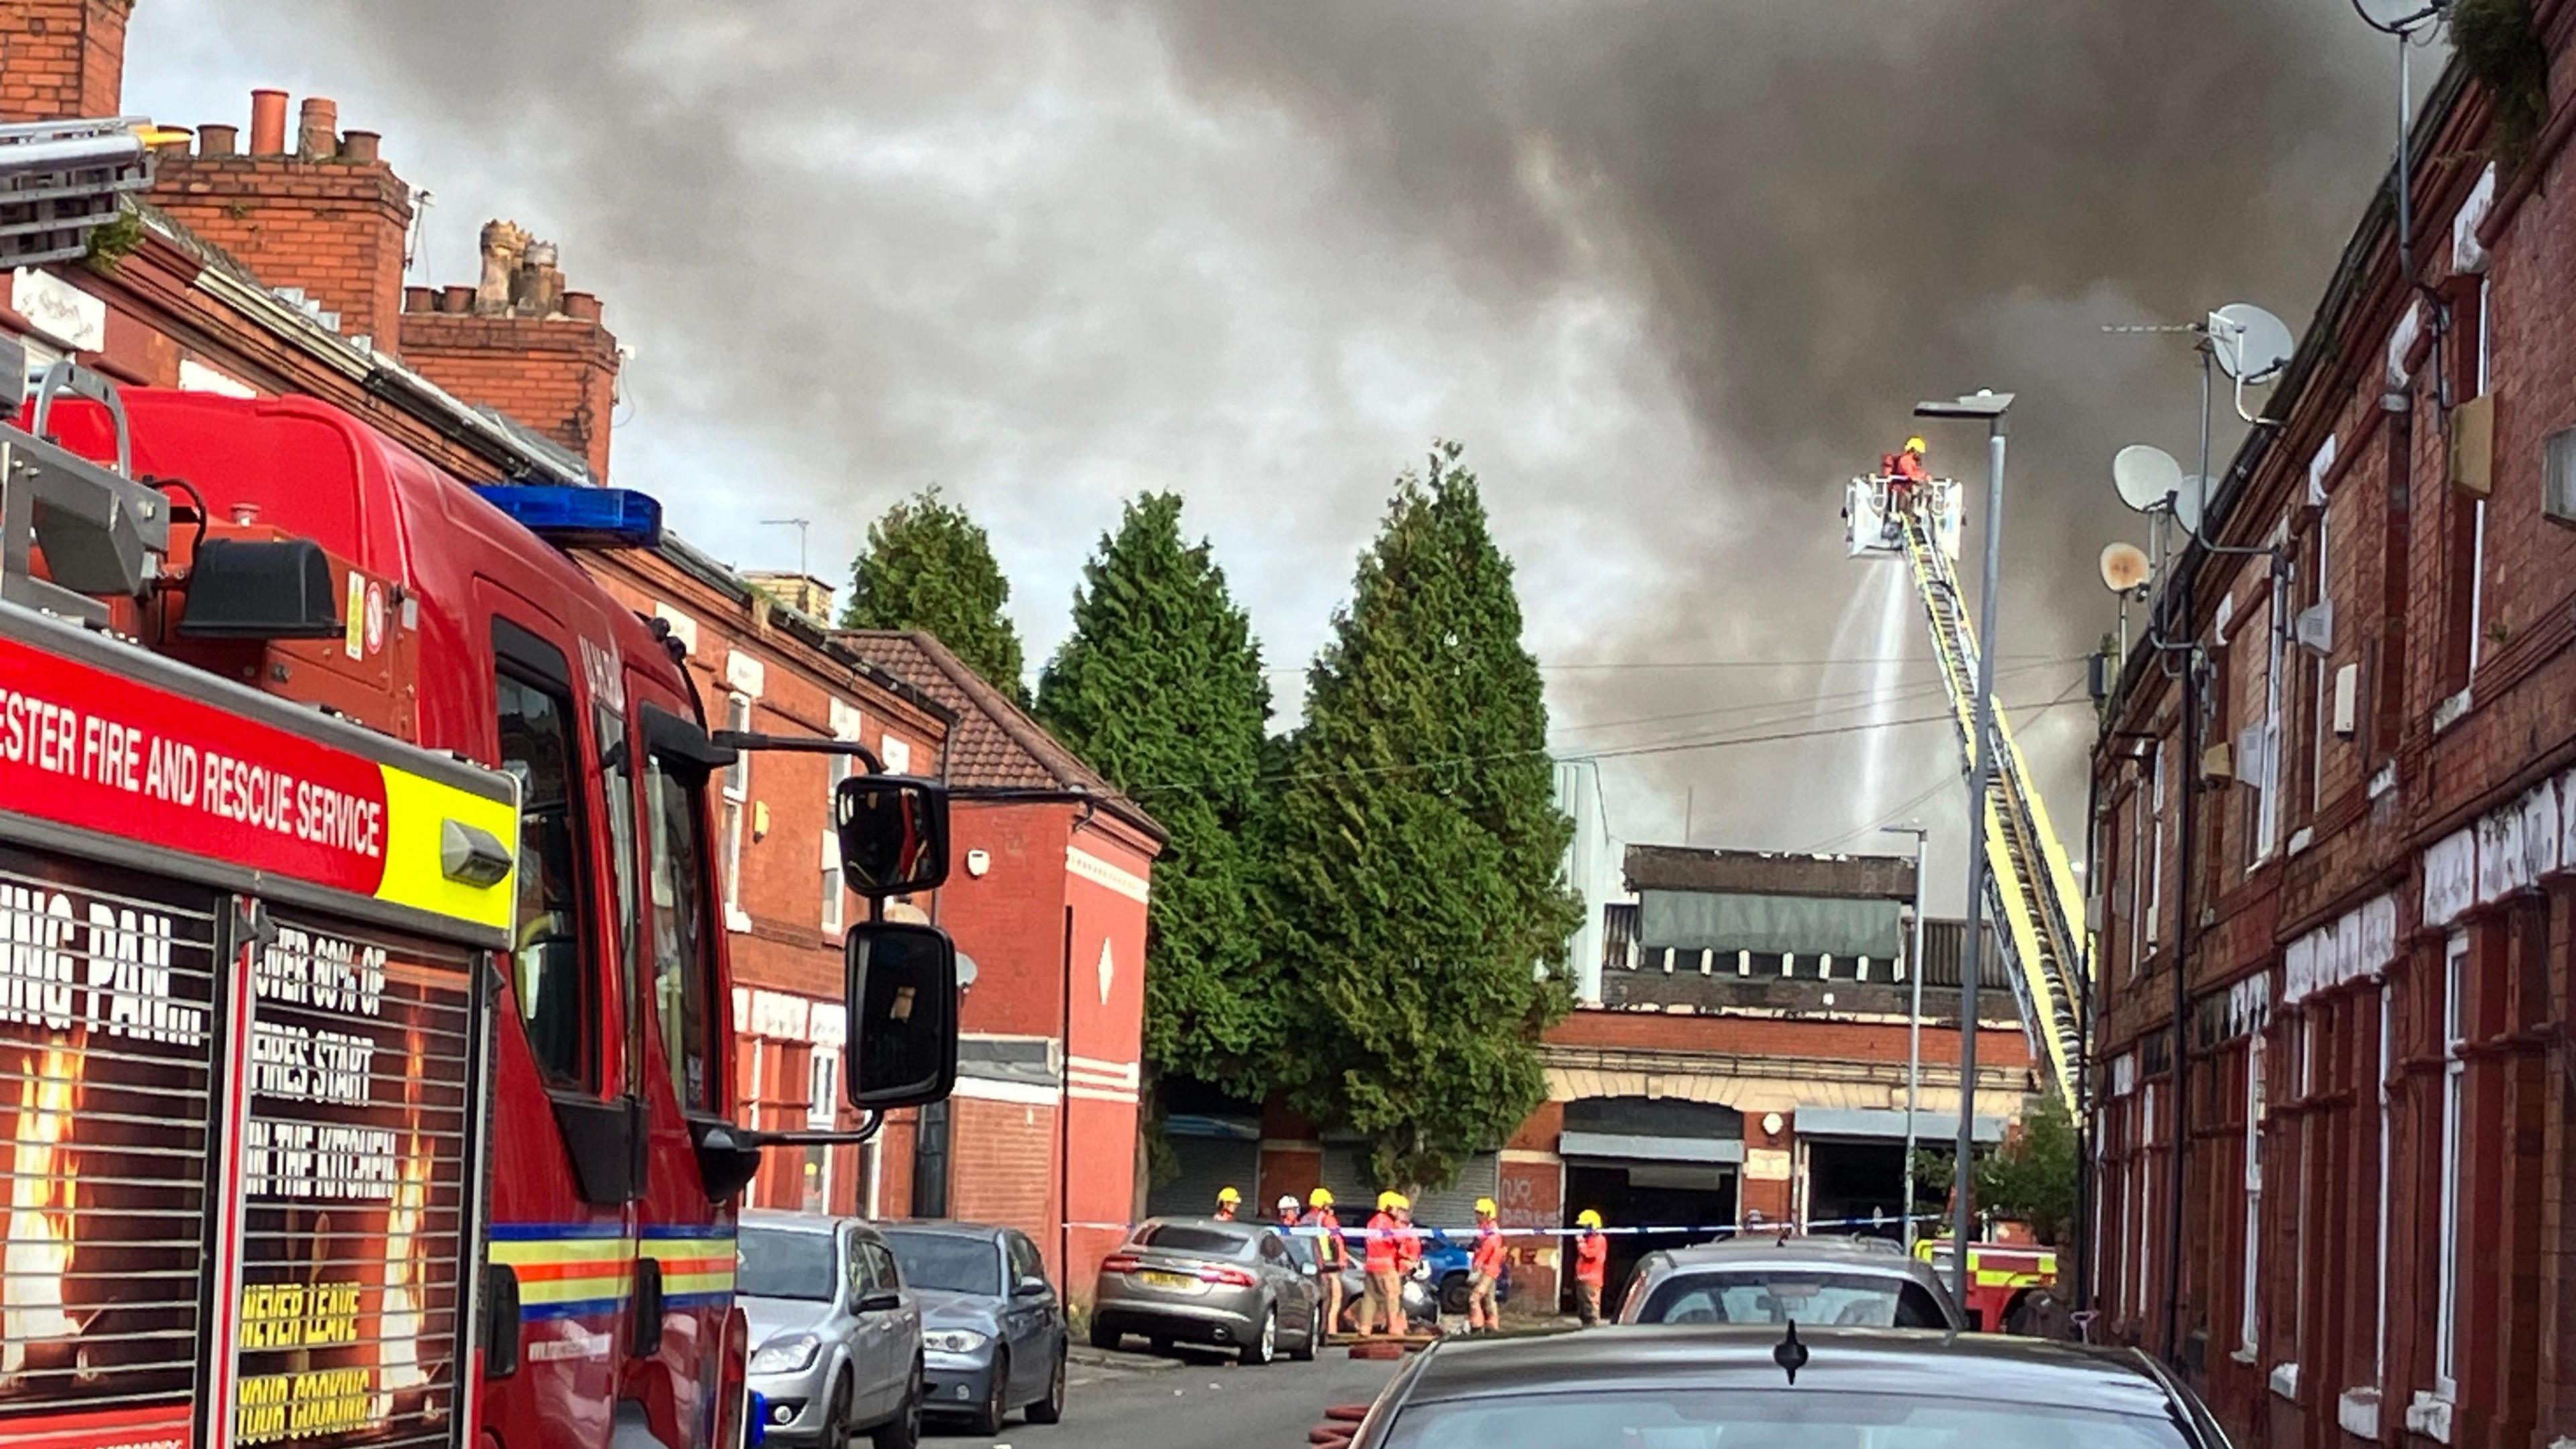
[1801,1138,1907,1238]
[1557,1097,1743,1311]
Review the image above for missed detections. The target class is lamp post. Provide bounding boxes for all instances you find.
[1882,822,1930,1250]
[1914,388,2014,1305]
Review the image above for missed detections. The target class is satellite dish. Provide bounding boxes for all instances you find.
[2209,303,2295,384]
[2100,542,2152,594]
[2174,474,2211,536]
[2112,445,2183,513]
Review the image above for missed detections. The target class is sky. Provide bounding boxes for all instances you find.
[124,1,2411,912]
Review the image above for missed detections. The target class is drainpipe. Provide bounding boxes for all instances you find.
[2165,646,2202,1366]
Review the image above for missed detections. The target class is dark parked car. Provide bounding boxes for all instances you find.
[1322,1325,2235,1448]
[878,1221,1067,1435]
[1091,1216,1325,1364]
[1616,1235,1966,1330]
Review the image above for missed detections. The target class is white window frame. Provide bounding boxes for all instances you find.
[2294,1011,2316,1356]
[822,753,853,935]
[2435,930,2469,1398]
[721,692,753,932]
[2466,279,2490,680]
[2127,789,2147,978]
[2135,1083,2157,1324]
[2309,511,2331,816]
[2147,742,2166,953]
[2252,533,2290,867]
[2241,1033,2265,1355]
[2375,981,2393,1388]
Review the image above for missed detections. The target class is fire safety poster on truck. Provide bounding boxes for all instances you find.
[0,845,221,1449]
[226,911,477,1449]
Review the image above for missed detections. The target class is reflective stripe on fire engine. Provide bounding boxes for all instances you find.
[376,763,521,934]
[643,1230,739,1310]
[490,1224,635,1321]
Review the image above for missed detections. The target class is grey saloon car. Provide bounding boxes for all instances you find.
[878,1221,1067,1435]
[1615,1234,1966,1330]
[1090,1216,1325,1364]
[739,1210,923,1449]
[1322,1325,2235,1448]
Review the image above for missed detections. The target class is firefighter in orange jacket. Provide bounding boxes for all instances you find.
[1572,1209,1610,1326]
[1467,1197,1508,1332]
[1308,1187,1346,1334]
[1886,435,1930,519]
[1359,1191,1407,1338]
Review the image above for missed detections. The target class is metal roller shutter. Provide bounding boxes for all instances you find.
[1318,1145,1498,1230]
[1148,1129,1260,1220]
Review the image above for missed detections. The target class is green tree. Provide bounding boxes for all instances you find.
[1036,493,1281,1093]
[1270,441,1580,1187]
[841,486,1028,701]
[1909,1092,2079,1244]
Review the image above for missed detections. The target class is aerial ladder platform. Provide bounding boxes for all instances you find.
[1845,473,2086,1112]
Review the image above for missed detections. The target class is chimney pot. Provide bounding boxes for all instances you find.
[403,286,435,314]
[298,97,339,160]
[337,130,381,164]
[198,123,239,157]
[438,285,476,315]
[563,292,602,323]
[248,90,289,156]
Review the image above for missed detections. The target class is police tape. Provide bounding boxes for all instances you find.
[1062,1213,1949,1240]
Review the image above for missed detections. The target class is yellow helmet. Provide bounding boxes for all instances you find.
[1576,1209,1604,1229]
[1904,436,1927,455]
[1474,1197,1499,1218]
[1377,1190,1409,1212]
[1216,1186,1240,1204]
[1309,1187,1335,1208]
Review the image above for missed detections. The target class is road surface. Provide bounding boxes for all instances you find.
[923,1342,1403,1448]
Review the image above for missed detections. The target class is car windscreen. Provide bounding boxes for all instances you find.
[1635,1271,1951,1328]
[1132,1222,1254,1257]
[1379,1389,2196,1449]
[737,1228,837,1302]
[883,1230,1002,1295]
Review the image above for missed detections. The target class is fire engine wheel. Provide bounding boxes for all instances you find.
[1024,1344,1067,1424]
[965,1349,1010,1436]
[1240,1305,1277,1366]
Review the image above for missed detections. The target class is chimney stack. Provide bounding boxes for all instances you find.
[149,89,414,349]
[403,220,623,481]
[248,89,288,155]
[0,0,136,124]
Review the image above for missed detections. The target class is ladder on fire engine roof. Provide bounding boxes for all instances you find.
[1897,507,2086,1114]
[0,115,158,268]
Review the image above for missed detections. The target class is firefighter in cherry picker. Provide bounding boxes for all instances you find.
[1466,1197,1509,1333]
[1883,435,1930,520]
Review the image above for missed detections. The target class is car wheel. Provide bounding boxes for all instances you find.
[965,1349,1010,1436]
[1287,1303,1320,1362]
[1024,1344,1066,1424]
[1148,1335,1173,1356]
[822,1375,851,1449]
[1439,1274,1472,1316]
[1239,1305,1276,1366]
[1089,1316,1121,1352]
[867,1361,921,1449]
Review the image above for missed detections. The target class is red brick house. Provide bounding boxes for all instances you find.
[839,630,1164,1303]
[0,9,961,1232]
[2086,18,2576,1446]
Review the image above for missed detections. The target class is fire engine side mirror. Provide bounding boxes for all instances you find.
[834,775,950,897]
[843,920,959,1110]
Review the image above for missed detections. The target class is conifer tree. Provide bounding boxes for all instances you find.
[841,486,1028,701]
[1037,494,1280,1092]
[1271,441,1580,1187]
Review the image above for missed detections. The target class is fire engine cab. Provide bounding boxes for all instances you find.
[0,245,957,1449]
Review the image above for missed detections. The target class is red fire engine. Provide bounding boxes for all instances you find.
[0,270,959,1449]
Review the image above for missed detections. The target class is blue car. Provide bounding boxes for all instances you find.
[1401,1228,1511,1317]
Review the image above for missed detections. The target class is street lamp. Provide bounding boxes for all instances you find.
[1882,822,1929,1250]
[1914,388,2013,1303]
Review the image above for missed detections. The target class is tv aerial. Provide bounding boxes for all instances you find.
[2112,445,2183,514]
[2100,542,2152,594]
[2351,0,2446,35]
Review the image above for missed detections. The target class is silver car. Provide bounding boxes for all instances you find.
[1615,1234,1967,1330]
[1089,1216,1325,1364]
[738,1210,924,1449]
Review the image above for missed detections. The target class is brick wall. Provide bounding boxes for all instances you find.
[0,0,129,122]
[150,127,412,351]
[942,804,1073,1038]
[400,306,619,481]
[1546,1005,2034,1071]
[949,1092,1059,1248]
[2089,23,2576,1444]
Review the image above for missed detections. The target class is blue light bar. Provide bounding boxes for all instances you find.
[472,484,664,550]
